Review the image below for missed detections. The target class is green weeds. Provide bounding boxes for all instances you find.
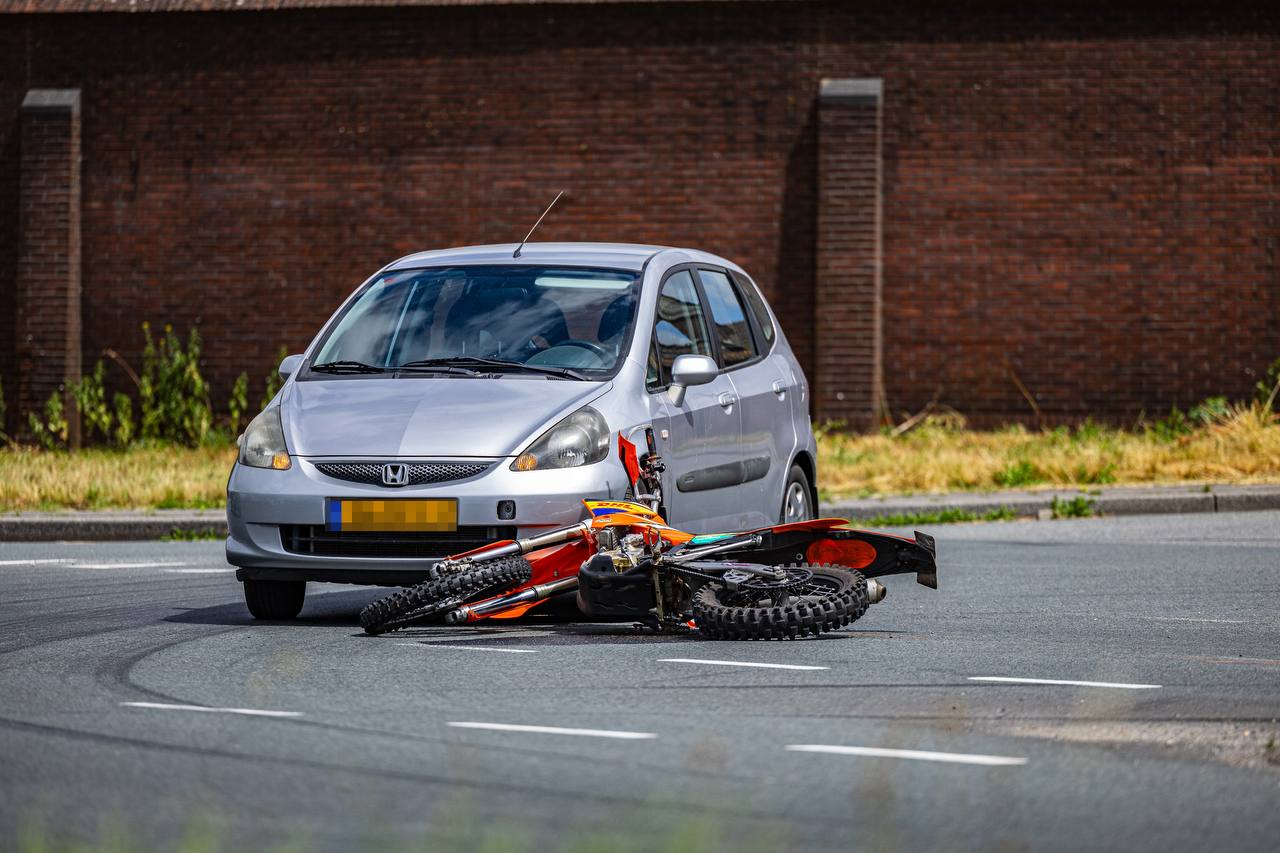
[1050,496,1096,519]
[16,323,288,451]
[847,506,1018,528]
[160,527,225,541]
[994,460,1041,488]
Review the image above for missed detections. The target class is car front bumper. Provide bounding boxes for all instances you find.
[226,456,624,584]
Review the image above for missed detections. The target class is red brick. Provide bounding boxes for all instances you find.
[14,89,82,445]
[0,2,1276,431]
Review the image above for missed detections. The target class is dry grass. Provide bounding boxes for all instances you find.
[3,402,1279,510]
[0,444,236,512]
[819,401,1280,498]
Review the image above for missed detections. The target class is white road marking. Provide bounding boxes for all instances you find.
[0,558,74,566]
[414,630,549,642]
[121,701,302,718]
[447,722,656,740]
[72,561,192,570]
[308,585,367,595]
[396,643,537,654]
[968,676,1161,689]
[161,568,235,574]
[786,745,1027,766]
[659,658,828,671]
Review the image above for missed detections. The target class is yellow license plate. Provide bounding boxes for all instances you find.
[326,498,458,532]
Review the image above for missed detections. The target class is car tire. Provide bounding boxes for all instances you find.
[780,464,814,524]
[243,579,306,620]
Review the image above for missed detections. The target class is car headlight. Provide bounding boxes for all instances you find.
[238,407,291,470]
[511,407,609,471]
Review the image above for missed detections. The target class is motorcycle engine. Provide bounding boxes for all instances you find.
[575,535,657,618]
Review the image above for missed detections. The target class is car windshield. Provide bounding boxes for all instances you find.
[309,265,641,378]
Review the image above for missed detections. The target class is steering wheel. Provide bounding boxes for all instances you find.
[525,339,611,369]
[552,339,611,359]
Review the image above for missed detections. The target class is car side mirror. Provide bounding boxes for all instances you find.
[278,353,304,380]
[667,354,718,407]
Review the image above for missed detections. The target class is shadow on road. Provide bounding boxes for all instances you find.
[163,587,383,627]
[162,588,896,646]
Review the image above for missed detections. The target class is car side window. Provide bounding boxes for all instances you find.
[647,269,713,390]
[733,271,775,347]
[697,269,757,367]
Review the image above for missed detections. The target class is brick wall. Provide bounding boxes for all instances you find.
[1,1,1277,431]
[815,78,883,428]
[817,3,1280,424]
[14,89,82,445]
[0,23,23,433]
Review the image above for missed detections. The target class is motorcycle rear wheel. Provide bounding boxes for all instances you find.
[691,564,869,640]
[360,557,533,635]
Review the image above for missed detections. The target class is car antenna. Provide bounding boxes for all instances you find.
[513,189,565,259]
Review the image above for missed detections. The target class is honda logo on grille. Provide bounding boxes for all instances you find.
[381,463,409,486]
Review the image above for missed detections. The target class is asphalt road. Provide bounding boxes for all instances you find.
[2,512,1278,852]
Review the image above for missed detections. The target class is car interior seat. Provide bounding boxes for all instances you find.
[444,287,531,357]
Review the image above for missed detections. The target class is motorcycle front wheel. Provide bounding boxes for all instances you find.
[691,564,869,640]
[359,557,533,636]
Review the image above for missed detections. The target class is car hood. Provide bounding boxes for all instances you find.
[282,377,610,457]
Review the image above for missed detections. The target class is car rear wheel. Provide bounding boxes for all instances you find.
[780,464,813,523]
[692,565,868,640]
[243,579,306,620]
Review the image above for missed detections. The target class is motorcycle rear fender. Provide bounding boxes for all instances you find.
[741,520,939,589]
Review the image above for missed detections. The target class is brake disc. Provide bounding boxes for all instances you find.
[717,566,814,607]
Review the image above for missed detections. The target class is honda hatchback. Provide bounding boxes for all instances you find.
[227,243,817,618]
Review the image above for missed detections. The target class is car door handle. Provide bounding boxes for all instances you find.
[718,392,738,409]
[772,380,787,398]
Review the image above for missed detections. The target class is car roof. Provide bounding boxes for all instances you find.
[383,242,743,275]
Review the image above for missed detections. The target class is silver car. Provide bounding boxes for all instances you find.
[227,242,817,619]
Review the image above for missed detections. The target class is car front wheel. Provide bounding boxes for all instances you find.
[780,464,814,524]
[243,579,306,620]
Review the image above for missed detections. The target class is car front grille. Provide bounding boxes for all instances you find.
[312,460,495,487]
[279,525,516,559]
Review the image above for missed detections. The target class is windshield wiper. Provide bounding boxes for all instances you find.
[311,360,387,374]
[398,357,589,381]
[393,361,481,377]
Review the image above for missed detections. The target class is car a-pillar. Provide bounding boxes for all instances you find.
[815,78,885,431]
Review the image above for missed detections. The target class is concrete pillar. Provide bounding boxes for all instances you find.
[16,89,82,447]
[814,78,883,428]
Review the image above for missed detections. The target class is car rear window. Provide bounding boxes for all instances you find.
[734,272,776,346]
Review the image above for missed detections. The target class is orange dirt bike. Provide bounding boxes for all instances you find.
[359,431,938,640]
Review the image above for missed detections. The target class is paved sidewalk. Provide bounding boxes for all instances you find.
[824,483,1280,521]
[2,484,1279,541]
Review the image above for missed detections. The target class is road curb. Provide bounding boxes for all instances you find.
[822,483,1280,522]
[0,510,227,542]
[3,484,1280,541]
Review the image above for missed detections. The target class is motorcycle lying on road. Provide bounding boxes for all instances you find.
[360,432,938,640]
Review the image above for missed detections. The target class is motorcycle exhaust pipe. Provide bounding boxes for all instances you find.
[517,523,590,553]
[866,578,887,604]
[445,577,580,624]
[455,522,590,563]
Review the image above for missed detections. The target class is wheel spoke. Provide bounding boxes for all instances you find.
[784,481,810,522]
